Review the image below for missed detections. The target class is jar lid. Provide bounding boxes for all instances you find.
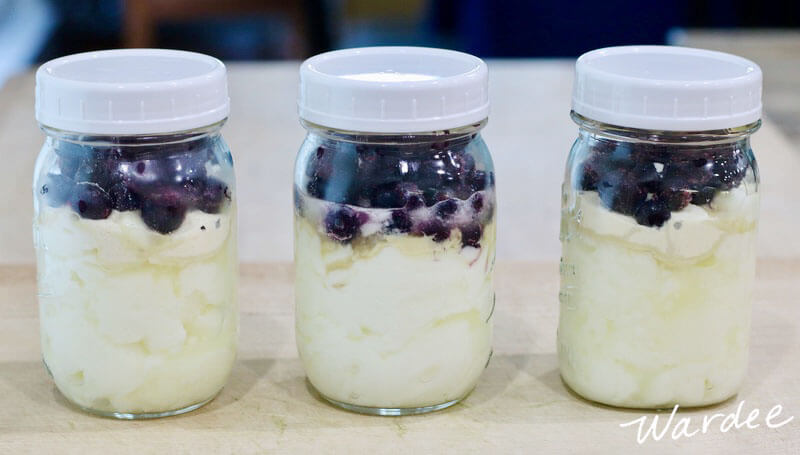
[298,46,489,133]
[572,46,762,131]
[35,49,230,135]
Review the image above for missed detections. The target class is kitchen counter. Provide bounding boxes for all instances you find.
[1,61,798,453]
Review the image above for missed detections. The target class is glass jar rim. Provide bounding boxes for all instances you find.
[40,119,226,147]
[572,111,760,145]
[300,118,486,145]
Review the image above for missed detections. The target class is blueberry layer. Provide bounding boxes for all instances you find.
[574,141,750,228]
[302,140,493,209]
[296,187,494,249]
[298,136,494,247]
[42,140,232,234]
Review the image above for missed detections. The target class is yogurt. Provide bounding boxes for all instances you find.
[35,206,238,414]
[558,186,758,408]
[294,193,495,410]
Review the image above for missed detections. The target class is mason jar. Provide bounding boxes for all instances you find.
[559,46,762,408]
[33,49,238,418]
[294,47,495,415]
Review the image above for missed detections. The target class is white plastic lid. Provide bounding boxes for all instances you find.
[572,45,762,131]
[298,46,489,133]
[35,48,229,135]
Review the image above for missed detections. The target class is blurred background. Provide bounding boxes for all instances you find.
[2,0,798,134]
[1,0,797,67]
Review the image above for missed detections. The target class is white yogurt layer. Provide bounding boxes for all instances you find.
[35,206,238,414]
[294,214,495,409]
[558,185,759,408]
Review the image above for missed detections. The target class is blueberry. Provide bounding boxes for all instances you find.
[41,173,74,208]
[355,211,370,226]
[658,187,692,212]
[660,162,701,193]
[424,188,457,207]
[466,170,488,192]
[141,185,183,204]
[442,172,463,191]
[470,193,484,212]
[691,186,716,206]
[712,152,747,190]
[69,183,113,220]
[195,178,230,214]
[671,157,714,189]
[460,223,483,247]
[609,142,637,169]
[634,198,671,228]
[597,170,646,216]
[180,175,205,201]
[370,183,407,208]
[435,199,459,219]
[74,159,113,190]
[634,162,662,193]
[578,158,601,191]
[370,182,421,208]
[690,156,715,179]
[419,219,450,242]
[125,150,208,193]
[360,166,407,198]
[587,138,616,156]
[421,188,436,206]
[109,182,140,211]
[646,144,674,163]
[414,157,448,192]
[324,206,362,242]
[141,195,187,234]
[125,158,164,191]
[406,194,425,210]
[401,183,422,205]
[388,209,413,233]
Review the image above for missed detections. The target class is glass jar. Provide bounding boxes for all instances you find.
[559,46,762,408]
[33,49,238,418]
[294,47,495,415]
